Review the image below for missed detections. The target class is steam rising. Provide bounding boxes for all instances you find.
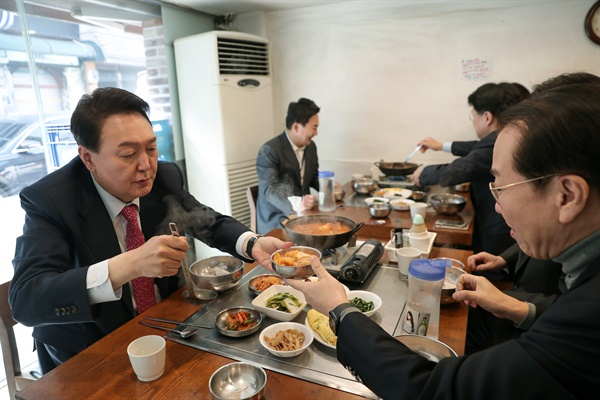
[157,195,217,240]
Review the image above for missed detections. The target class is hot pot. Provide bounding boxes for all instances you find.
[374,161,419,176]
[278,215,364,251]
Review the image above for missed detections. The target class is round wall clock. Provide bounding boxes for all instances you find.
[585,1,600,45]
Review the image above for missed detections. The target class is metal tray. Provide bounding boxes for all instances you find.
[167,264,410,399]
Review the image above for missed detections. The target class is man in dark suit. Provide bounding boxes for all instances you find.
[465,243,563,353]
[256,98,320,234]
[287,79,600,398]
[412,82,526,255]
[9,87,290,374]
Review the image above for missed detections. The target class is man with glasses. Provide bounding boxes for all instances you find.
[412,82,526,256]
[286,76,600,398]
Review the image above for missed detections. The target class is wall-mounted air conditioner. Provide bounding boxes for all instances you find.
[174,30,275,259]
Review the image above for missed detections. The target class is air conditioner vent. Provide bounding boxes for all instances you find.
[217,37,269,76]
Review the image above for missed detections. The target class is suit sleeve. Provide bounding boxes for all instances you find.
[451,140,478,156]
[336,276,600,399]
[418,140,494,187]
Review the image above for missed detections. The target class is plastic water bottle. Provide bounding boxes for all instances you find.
[318,171,336,212]
[401,259,445,340]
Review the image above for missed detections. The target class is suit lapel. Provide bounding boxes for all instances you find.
[76,165,135,315]
[279,133,302,185]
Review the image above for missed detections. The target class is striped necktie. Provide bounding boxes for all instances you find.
[121,204,156,314]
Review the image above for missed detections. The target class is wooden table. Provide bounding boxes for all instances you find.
[16,234,471,400]
[320,182,475,248]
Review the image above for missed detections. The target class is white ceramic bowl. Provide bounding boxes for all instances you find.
[364,197,390,206]
[259,321,314,358]
[390,198,415,211]
[346,290,382,318]
[251,285,306,322]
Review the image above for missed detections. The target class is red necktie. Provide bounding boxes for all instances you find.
[121,204,156,314]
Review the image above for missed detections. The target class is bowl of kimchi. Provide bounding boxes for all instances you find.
[270,246,321,279]
[214,306,262,337]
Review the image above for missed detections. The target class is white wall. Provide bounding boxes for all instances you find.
[264,0,600,184]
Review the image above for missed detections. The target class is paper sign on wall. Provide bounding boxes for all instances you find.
[461,58,491,80]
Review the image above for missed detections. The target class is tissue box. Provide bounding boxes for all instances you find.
[385,232,437,261]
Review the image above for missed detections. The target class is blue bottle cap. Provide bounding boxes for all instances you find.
[408,259,445,281]
[318,171,334,178]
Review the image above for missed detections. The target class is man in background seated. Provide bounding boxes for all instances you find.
[256,98,320,234]
[10,87,290,374]
[412,82,526,255]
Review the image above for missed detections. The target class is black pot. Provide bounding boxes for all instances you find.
[375,161,419,176]
[278,215,364,251]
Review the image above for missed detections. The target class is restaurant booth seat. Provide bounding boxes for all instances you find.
[246,185,259,232]
[0,280,38,399]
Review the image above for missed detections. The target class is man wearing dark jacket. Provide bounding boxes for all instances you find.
[412,82,526,255]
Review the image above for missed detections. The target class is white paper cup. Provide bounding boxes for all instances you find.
[410,202,428,219]
[408,232,431,253]
[396,247,422,276]
[127,335,166,382]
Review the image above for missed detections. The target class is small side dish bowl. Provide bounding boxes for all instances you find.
[390,198,415,211]
[259,321,314,358]
[271,246,321,279]
[395,335,457,362]
[410,191,427,201]
[214,306,262,337]
[189,255,244,293]
[248,274,284,296]
[430,194,467,215]
[251,285,307,322]
[209,362,267,400]
[368,202,392,217]
[346,290,382,318]
[441,266,467,305]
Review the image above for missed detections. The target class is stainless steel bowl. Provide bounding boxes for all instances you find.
[271,246,321,279]
[334,189,345,201]
[430,194,467,215]
[189,256,244,293]
[209,362,267,400]
[214,306,262,337]
[248,274,284,296]
[395,334,457,362]
[368,202,391,217]
[353,178,378,194]
[441,266,467,305]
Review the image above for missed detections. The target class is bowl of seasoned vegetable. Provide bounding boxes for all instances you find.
[346,290,382,318]
[251,285,306,322]
[214,306,262,337]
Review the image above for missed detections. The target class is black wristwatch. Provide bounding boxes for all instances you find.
[245,235,262,260]
[329,303,361,336]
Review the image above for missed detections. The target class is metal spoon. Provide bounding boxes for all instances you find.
[404,144,423,163]
[138,321,199,339]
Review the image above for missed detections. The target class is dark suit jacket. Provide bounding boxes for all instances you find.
[336,253,600,399]
[419,132,515,254]
[500,243,563,312]
[10,157,250,359]
[256,131,319,233]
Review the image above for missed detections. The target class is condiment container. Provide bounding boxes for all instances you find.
[401,259,445,340]
[318,171,336,212]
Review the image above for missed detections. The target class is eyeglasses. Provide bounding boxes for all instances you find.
[489,174,557,202]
